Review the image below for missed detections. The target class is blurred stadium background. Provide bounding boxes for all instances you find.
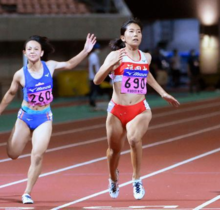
[0,0,220,99]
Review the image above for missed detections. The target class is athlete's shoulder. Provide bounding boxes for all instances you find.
[13,68,23,82]
[45,60,55,67]
[15,68,23,77]
[44,60,57,71]
[103,51,116,64]
[108,50,118,57]
[143,52,152,64]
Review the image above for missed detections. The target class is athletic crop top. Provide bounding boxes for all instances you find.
[110,50,149,83]
[23,61,53,106]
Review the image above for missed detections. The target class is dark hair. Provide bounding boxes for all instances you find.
[109,17,143,51]
[24,35,55,61]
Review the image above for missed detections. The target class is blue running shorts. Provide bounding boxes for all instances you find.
[17,106,53,130]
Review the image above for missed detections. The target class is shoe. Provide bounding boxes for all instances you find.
[22,194,34,204]
[108,169,119,198]
[133,179,145,200]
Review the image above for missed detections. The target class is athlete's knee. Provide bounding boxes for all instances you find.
[107,147,121,156]
[31,153,43,165]
[7,150,19,160]
[128,136,140,148]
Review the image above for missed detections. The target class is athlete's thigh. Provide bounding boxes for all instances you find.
[32,121,52,155]
[106,113,126,149]
[126,110,152,140]
[7,118,31,156]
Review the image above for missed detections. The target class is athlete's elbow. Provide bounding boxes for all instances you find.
[65,64,74,70]
[8,89,17,97]
[65,61,76,70]
[93,78,101,85]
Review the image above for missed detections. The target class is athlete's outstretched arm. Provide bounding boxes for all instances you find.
[94,48,126,85]
[0,71,21,115]
[147,72,180,107]
[47,33,96,74]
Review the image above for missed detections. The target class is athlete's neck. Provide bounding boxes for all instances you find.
[125,47,140,61]
[28,60,42,72]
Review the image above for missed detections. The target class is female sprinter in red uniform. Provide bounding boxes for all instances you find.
[94,18,180,200]
[0,34,96,204]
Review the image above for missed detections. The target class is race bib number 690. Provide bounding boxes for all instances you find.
[121,69,148,94]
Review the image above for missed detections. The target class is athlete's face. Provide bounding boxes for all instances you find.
[121,23,142,48]
[23,40,44,62]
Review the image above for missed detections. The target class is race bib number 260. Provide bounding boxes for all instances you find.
[27,84,53,106]
[121,69,149,94]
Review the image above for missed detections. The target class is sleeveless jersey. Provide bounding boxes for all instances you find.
[110,50,150,94]
[23,61,53,106]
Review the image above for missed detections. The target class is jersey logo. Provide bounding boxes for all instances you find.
[35,82,44,86]
[29,88,37,92]
[45,73,49,77]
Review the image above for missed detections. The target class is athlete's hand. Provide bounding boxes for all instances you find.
[84,33,97,53]
[106,48,127,68]
[162,93,180,107]
[116,48,127,64]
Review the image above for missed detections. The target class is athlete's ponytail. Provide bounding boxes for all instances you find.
[24,35,55,61]
[109,17,143,51]
[109,38,125,51]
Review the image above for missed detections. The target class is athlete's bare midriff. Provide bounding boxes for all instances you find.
[111,82,145,105]
[21,100,50,111]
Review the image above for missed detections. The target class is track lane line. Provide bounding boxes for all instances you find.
[1,109,220,162]
[50,110,220,137]
[151,101,220,118]
[193,195,220,210]
[0,137,106,163]
[0,111,220,162]
[51,147,220,209]
[0,124,220,189]
[0,99,220,135]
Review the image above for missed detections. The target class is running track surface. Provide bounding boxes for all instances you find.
[0,97,220,210]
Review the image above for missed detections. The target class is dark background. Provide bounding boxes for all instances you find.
[124,0,197,20]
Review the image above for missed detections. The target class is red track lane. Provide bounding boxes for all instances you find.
[0,98,220,209]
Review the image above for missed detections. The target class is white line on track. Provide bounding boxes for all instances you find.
[0,143,6,147]
[0,208,35,210]
[51,147,220,210]
[193,195,220,210]
[53,99,220,124]
[1,100,220,141]
[82,206,179,209]
[152,101,220,118]
[0,137,106,163]
[52,124,105,137]
[37,97,220,128]
[0,99,220,135]
[50,109,220,138]
[149,110,220,130]
[0,124,220,190]
[0,124,106,148]
[0,110,220,162]
[0,107,220,163]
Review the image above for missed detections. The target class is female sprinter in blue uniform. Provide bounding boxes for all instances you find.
[94,18,180,200]
[0,34,96,204]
